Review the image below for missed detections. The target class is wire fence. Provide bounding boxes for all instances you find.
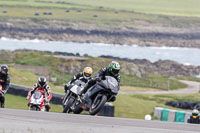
[120,77,175,90]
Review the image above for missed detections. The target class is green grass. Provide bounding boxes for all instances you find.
[9,66,65,93]
[113,94,164,119]
[134,93,200,103]
[1,0,200,17]
[113,94,194,119]
[0,6,155,26]
[148,74,187,90]
[120,73,187,90]
[61,0,200,17]
[0,0,200,28]
[177,76,200,82]
[10,66,39,87]
[15,52,61,68]
[5,94,63,112]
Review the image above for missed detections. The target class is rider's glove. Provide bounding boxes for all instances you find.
[65,83,70,91]
[1,90,5,95]
[44,98,49,103]
[95,77,101,82]
[66,83,71,87]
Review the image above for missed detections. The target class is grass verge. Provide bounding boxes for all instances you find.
[113,93,198,119]
[5,94,63,112]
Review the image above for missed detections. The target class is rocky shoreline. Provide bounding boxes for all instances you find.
[1,19,200,48]
[99,55,200,78]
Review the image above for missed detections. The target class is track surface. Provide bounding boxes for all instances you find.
[1,109,200,133]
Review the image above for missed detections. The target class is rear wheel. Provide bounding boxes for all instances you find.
[63,98,74,113]
[89,95,107,115]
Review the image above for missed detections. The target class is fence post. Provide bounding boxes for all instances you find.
[62,66,65,82]
[167,79,170,91]
[150,80,152,87]
[199,83,200,93]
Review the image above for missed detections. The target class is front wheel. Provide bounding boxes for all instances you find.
[30,106,39,111]
[73,104,83,114]
[89,95,107,115]
[63,98,74,113]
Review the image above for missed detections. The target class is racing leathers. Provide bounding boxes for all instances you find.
[0,73,10,108]
[81,67,120,101]
[64,72,92,93]
[27,83,52,111]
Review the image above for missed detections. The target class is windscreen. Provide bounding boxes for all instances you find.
[33,91,42,99]
[99,76,119,94]
[73,80,86,87]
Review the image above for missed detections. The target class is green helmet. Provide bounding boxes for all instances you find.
[108,61,120,76]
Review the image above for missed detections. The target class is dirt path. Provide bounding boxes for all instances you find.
[119,80,200,95]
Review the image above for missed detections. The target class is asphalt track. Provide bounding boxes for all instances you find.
[0,108,200,133]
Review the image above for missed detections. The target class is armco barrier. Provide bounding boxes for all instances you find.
[184,112,192,123]
[154,107,192,123]
[7,84,115,117]
[98,103,115,117]
[161,109,169,121]
[168,109,176,122]
[175,111,185,123]
[153,107,162,120]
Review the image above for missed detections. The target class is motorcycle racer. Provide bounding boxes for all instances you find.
[80,61,120,102]
[0,64,10,108]
[64,67,93,93]
[26,76,52,111]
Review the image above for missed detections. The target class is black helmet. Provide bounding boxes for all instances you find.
[0,64,8,75]
[108,61,120,76]
[38,76,47,88]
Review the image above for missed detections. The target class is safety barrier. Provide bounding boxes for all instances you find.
[7,84,115,117]
[154,107,191,123]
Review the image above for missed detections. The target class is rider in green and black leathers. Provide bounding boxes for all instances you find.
[80,61,120,104]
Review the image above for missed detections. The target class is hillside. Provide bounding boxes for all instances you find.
[0,0,200,48]
[1,49,197,91]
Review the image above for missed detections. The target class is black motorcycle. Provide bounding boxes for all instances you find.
[62,80,85,114]
[83,76,119,115]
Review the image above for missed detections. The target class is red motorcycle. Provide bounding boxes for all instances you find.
[0,80,4,94]
[0,85,2,94]
[28,91,45,111]
[0,85,4,107]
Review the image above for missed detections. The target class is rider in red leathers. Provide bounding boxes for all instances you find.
[26,76,52,111]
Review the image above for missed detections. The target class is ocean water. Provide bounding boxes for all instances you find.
[0,37,200,66]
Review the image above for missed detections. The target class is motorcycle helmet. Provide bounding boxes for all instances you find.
[38,76,47,88]
[0,64,9,75]
[108,61,120,76]
[83,67,93,79]
[192,109,199,117]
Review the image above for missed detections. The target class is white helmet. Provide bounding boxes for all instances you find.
[83,67,93,79]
